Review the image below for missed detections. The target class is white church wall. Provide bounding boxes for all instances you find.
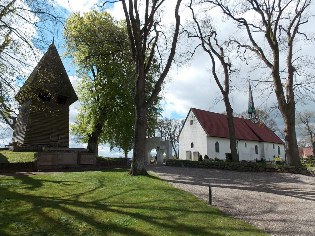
[205,138,261,161]
[237,140,260,161]
[206,139,283,161]
[179,110,207,160]
[206,137,230,160]
[262,143,285,161]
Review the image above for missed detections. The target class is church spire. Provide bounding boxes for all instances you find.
[248,81,256,119]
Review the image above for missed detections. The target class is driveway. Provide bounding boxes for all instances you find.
[147,166,315,236]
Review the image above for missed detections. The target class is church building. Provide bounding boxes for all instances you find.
[179,108,285,161]
[179,84,285,161]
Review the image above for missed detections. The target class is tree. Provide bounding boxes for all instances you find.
[187,1,238,162]
[65,11,135,154]
[65,11,161,156]
[101,0,183,175]
[205,0,313,166]
[238,108,280,134]
[298,112,315,157]
[0,0,62,129]
[156,118,183,158]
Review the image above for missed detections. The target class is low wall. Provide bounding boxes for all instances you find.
[36,149,96,169]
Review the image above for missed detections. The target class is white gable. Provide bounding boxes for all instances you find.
[179,110,207,160]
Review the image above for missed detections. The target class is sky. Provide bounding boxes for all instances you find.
[1,0,315,156]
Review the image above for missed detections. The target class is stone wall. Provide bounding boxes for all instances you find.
[36,149,96,169]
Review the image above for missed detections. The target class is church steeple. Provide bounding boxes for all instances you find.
[248,82,256,119]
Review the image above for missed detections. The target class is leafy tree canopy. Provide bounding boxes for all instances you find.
[64,10,161,156]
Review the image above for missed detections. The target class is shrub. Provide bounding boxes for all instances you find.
[164,159,314,176]
[198,155,203,162]
[225,153,232,162]
[204,155,209,160]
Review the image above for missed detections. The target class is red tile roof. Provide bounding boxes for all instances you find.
[191,108,284,144]
[299,147,313,157]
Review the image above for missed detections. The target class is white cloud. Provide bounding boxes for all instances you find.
[106,2,125,20]
[54,0,98,13]
[162,62,225,118]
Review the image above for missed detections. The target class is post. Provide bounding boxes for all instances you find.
[208,184,212,205]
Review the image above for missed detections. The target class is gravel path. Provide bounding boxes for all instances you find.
[147,166,315,236]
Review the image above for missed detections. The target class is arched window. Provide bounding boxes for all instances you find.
[191,142,194,148]
[255,145,258,154]
[278,146,281,155]
[273,144,275,149]
[215,142,219,153]
[245,143,247,148]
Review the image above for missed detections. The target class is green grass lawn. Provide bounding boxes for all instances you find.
[0,150,35,163]
[0,170,267,236]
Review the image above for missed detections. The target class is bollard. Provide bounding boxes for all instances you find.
[208,184,212,205]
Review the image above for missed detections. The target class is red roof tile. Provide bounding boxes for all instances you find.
[299,147,313,157]
[191,108,284,144]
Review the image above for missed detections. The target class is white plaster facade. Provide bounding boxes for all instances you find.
[179,112,207,161]
[179,109,285,161]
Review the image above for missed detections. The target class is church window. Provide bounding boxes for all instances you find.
[191,142,194,148]
[278,146,281,155]
[273,144,275,149]
[190,120,193,125]
[245,143,247,148]
[255,145,258,154]
[215,141,219,153]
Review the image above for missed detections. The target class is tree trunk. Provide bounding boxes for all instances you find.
[224,97,238,162]
[123,149,129,167]
[130,107,148,175]
[171,141,178,159]
[87,122,103,155]
[274,65,300,166]
[312,141,315,157]
[283,110,300,166]
[87,132,99,154]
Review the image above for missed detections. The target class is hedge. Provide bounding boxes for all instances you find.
[165,159,315,176]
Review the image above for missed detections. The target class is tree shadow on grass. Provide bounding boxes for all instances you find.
[0,153,9,163]
[0,171,265,236]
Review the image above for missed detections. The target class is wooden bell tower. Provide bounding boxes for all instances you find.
[12,43,77,150]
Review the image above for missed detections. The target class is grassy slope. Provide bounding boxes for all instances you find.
[0,170,267,236]
[0,150,35,163]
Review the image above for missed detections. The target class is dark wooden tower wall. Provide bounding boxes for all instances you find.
[12,43,77,148]
[13,104,69,147]
[12,102,30,144]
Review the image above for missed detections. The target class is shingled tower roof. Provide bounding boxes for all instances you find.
[16,43,77,105]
